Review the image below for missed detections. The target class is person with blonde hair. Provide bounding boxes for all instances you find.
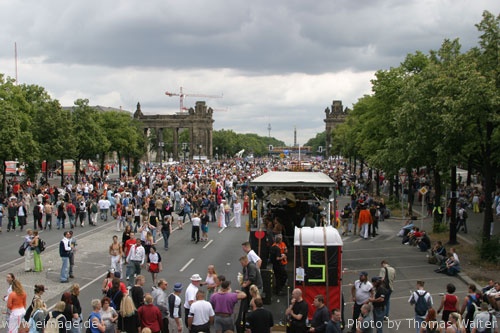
[249,285,260,310]
[117,295,140,333]
[446,312,465,333]
[28,298,46,333]
[89,299,106,333]
[7,279,27,333]
[203,265,219,300]
[44,301,67,333]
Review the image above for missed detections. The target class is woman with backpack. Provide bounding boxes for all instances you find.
[44,301,67,333]
[28,298,46,333]
[106,278,124,312]
[24,285,46,322]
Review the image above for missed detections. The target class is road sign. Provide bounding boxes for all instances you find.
[419,186,428,196]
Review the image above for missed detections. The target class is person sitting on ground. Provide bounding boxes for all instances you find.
[416,230,431,252]
[485,281,500,312]
[429,241,447,265]
[435,252,461,276]
[408,227,423,246]
[397,216,416,237]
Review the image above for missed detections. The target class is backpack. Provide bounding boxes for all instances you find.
[19,242,28,256]
[38,239,46,252]
[91,203,98,214]
[67,205,74,216]
[45,312,64,333]
[466,294,480,318]
[463,210,468,219]
[415,291,429,316]
[110,290,121,310]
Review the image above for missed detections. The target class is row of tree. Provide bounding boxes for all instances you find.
[329,11,499,243]
[0,73,288,193]
[0,76,145,191]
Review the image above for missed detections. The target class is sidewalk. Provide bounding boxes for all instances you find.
[407,200,499,288]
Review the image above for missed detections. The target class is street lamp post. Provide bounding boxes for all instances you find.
[198,144,202,162]
[215,147,218,161]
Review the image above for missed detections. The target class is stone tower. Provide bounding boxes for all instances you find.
[324,100,349,154]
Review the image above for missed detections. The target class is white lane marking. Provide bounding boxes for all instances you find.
[203,239,213,249]
[180,258,194,272]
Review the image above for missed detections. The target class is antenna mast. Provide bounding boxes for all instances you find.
[14,42,18,84]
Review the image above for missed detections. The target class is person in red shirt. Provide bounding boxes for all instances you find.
[66,202,77,228]
[138,293,163,333]
[124,232,137,258]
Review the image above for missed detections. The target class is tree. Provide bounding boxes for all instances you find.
[0,75,38,193]
[70,99,109,183]
[21,84,73,182]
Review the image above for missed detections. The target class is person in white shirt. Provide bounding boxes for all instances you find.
[188,290,214,333]
[241,242,262,269]
[59,231,72,282]
[184,274,202,329]
[98,196,111,221]
[351,271,374,331]
[233,198,242,228]
[191,214,201,243]
[125,238,145,284]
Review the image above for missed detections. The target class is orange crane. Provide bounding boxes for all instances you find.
[165,86,222,113]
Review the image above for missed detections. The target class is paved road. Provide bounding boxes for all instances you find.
[0,192,497,333]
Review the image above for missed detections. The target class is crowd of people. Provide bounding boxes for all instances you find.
[0,157,497,333]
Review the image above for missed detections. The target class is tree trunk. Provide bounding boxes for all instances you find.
[482,158,495,242]
[1,160,6,195]
[117,151,122,180]
[375,170,380,197]
[75,159,80,184]
[100,153,106,180]
[448,166,458,245]
[466,157,472,187]
[60,157,64,187]
[433,168,443,231]
[127,155,131,177]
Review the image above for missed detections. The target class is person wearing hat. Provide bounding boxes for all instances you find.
[184,274,202,329]
[168,283,183,333]
[368,277,387,333]
[350,272,373,332]
[269,234,288,296]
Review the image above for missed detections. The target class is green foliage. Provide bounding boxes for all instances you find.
[477,236,500,263]
[432,221,448,233]
[213,129,284,157]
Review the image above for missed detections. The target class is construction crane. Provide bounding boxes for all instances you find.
[165,86,222,113]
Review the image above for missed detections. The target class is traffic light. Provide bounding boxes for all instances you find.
[269,145,273,151]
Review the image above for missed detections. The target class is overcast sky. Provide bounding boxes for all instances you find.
[1,1,498,145]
